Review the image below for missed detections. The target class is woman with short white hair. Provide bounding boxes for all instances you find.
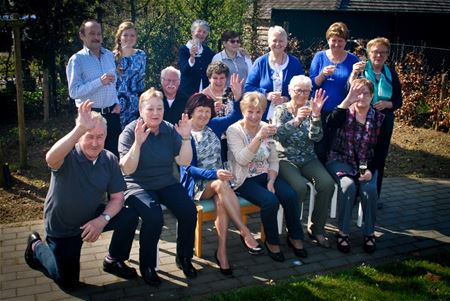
[244,25,304,121]
[178,19,215,97]
[273,75,335,248]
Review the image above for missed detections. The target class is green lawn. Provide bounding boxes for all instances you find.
[203,249,450,301]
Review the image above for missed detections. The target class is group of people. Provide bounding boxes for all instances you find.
[24,18,402,289]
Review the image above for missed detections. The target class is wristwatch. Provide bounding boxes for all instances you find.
[101,213,111,222]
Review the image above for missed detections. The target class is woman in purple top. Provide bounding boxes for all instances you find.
[309,22,359,163]
[326,79,385,255]
[244,25,304,121]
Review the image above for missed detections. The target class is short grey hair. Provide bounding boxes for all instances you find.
[191,19,210,34]
[289,75,312,90]
[268,25,288,43]
[161,66,181,81]
[77,111,107,132]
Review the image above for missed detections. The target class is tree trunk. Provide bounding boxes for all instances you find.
[43,68,49,122]
[12,20,27,169]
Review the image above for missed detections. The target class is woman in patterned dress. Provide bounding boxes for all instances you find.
[180,74,263,277]
[114,21,147,128]
[273,75,335,248]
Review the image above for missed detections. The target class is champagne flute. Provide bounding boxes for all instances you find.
[222,161,237,188]
[327,62,337,81]
[357,56,367,78]
[267,119,276,146]
[359,160,368,176]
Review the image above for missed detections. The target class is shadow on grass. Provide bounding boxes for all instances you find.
[386,141,450,178]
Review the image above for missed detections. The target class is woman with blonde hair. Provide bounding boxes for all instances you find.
[227,92,307,262]
[113,21,147,128]
[119,88,197,286]
[350,37,403,203]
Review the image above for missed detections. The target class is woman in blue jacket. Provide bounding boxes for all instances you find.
[178,20,215,97]
[180,75,263,277]
[244,25,304,121]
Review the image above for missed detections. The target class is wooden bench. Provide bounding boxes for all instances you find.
[195,196,264,257]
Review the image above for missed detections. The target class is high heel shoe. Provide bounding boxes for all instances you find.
[307,230,331,249]
[264,241,285,262]
[239,235,264,255]
[214,250,233,277]
[286,237,308,258]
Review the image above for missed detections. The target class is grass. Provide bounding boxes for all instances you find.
[203,250,450,301]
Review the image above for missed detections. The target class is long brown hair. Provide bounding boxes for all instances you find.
[114,21,136,75]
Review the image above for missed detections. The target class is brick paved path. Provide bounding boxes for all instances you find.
[1,177,449,300]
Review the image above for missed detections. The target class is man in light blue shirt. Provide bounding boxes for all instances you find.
[67,19,121,157]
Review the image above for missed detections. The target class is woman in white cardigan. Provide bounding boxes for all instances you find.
[226,92,307,262]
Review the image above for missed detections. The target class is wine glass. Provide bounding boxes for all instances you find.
[357,56,367,78]
[222,161,237,188]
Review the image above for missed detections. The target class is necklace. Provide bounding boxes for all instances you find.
[208,86,223,100]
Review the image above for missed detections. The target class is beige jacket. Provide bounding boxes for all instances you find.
[226,121,279,189]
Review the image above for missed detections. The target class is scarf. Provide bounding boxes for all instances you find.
[365,60,393,104]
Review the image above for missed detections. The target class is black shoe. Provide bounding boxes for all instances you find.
[264,241,285,262]
[25,231,42,270]
[286,237,308,258]
[140,266,161,286]
[363,235,376,254]
[240,235,264,255]
[176,256,198,278]
[336,233,351,253]
[103,259,137,279]
[307,231,331,249]
[214,250,233,277]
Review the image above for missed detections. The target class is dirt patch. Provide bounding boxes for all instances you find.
[1,117,449,224]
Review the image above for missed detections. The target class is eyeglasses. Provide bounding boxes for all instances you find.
[228,39,240,44]
[162,78,179,84]
[370,50,389,56]
[292,88,311,95]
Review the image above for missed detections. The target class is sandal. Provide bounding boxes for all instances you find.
[308,230,331,249]
[335,233,351,253]
[363,235,376,253]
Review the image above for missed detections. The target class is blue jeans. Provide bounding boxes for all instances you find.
[126,183,197,268]
[326,161,378,236]
[34,205,138,288]
[236,173,303,245]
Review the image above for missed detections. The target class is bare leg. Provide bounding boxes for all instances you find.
[213,194,230,268]
[209,180,259,248]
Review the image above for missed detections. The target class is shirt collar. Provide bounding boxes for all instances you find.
[74,143,106,165]
[221,49,244,60]
[82,45,105,56]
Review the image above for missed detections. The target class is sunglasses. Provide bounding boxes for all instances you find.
[228,39,240,44]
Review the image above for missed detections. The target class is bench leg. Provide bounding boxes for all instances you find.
[195,208,203,257]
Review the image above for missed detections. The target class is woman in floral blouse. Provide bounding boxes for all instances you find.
[326,78,385,254]
[114,21,147,128]
[180,74,263,278]
[273,75,335,248]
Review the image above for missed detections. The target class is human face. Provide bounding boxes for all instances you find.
[369,44,389,68]
[161,71,180,98]
[79,122,106,161]
[140,97,164,129]
[354,85,373,109]
[191,26,208,43]
[242,106,263,128]
[120,28,137,49]
[210,72,227,91]
[224,37,241,54]
[269,31,287,54]
[80,21,102,53]
[191,106,212,130]
[327,35,346,53]
[289,84,311,106]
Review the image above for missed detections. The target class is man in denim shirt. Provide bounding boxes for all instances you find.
[67,20,121,157]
